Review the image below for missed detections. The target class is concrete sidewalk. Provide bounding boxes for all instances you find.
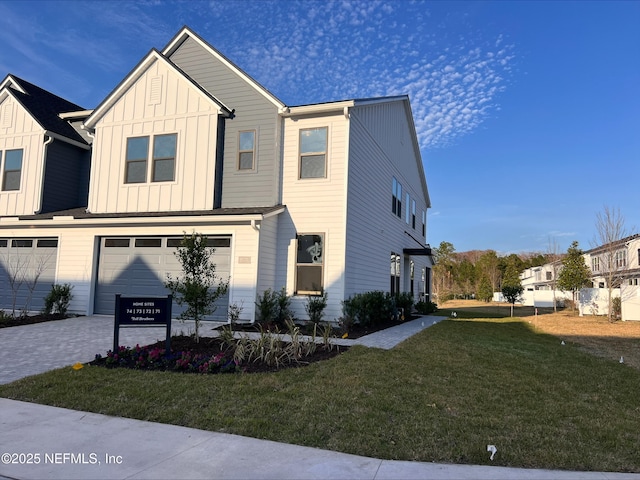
[1,399,637,480]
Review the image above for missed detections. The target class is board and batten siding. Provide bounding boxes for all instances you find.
[0,97,45,216]
[280,113,348,321]
[168,36,282,208]
[344,101,431,297]
[88,58,221,214]
[41,140,90,213]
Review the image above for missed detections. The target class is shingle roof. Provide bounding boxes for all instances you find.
[10,205,286,221]
[4,75,88,145]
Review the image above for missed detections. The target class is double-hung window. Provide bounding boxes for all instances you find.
[390,252,400,295]
[392,178,402,217]
[152,134,177,182]
[125,134,176,184]
[411,200,416,229]
[296,234,324,294]
[1,149,23,191]
[299,127,327,179]
[238,130,255,170]
[421,210,426,237]
[405,193,410,224]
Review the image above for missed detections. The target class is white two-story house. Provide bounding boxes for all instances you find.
[0,26,432,322]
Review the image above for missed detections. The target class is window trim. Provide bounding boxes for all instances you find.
[125,134,178,184]
[2,148,24,192]
[237,130,256,171]
[295,233,324,295]
[298,127,328,179]
[151,134,177,182]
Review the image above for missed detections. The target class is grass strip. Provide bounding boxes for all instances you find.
[1,318,639,472]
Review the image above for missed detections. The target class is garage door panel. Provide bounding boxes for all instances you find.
[0,238,58,312]
[95,236,231,320]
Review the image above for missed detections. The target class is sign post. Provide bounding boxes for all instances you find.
[114,295,172,356]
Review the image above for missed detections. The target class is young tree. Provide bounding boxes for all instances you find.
[165,232,229,342]
[557,241,591,312]
[476,250,501,294]
[593,206,631,322]
[501,263,523,317]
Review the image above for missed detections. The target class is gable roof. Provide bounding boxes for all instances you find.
[162,26,286,111]
[0,74,88,145]
[84,48,233,129]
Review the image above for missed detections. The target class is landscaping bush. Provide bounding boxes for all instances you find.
[415,300,438,315]
[43,283,73,316]
[395,292,414,319]
[612,296,622,320]
[305,291,328,324]
[342,291,395,327]
[255,287,293,328]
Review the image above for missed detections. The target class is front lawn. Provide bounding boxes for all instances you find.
[1,318,639,472]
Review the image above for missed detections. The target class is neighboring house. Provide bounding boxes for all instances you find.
[0,26,433,322]
[0,75,91,311]
[519,261,567,308]
[516,235,640,319]
[584,234,640,320]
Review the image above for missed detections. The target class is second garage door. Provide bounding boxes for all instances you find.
[95,236,231,319]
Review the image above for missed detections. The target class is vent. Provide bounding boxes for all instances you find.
[1,102,13,128]
[148,76,162,105]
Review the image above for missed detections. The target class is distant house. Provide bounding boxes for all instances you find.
[0,26,433,322]
[517,235,640,319]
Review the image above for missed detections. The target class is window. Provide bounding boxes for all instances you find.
[410,260,415,295]
[135,238,162,247]
[12,239,33,248]
[405,193,410,224]
[238,131,255,170]
[299,127,327,179]
[592,257,600,272]
[152,134,176,182]
[104,238,130,247]
[2,149,23,191]
[125,137,149,183]
[421,210,426,237]
[296,234,324,294]
[0,239,7,247]
[125,134,176,184]
[616,249,627,268]
[392,178,402,217]
[390,252,400,295]
[546,271,552,281]
[37,239,58,248]
[411,200,416,229]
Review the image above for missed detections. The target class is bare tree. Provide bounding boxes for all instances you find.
[592,206,631,322]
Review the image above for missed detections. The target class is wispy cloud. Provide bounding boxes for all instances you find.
[193,0,516,149]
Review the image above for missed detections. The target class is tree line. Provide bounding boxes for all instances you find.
[432,240,591,305]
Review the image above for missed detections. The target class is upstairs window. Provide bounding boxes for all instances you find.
[421,210,426,237]
[592,257,600,272]
[392,178,402,217]
[616,249,627,268]
[125,134,177,184]
[125,137,149,183]
[299,127,327,179]
[296,234,324,294]
[152,134,177,182]
[2,149,23,191]
[405,193,410,224]
[238,131,255,170]
[411,199,416,229]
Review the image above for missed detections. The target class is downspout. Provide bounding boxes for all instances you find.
[213,114,227,209]
[34,134,55,214]
[80,124,95,213]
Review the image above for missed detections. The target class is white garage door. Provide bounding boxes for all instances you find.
[0,237,58,313]
[95,236,231,319]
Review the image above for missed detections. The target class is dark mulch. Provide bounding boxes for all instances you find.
[0,313,69,329]
[90,335,347,374]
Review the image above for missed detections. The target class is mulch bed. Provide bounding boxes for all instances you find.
[90,335,347,374]
[0,313,69,329]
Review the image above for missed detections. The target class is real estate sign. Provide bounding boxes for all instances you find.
[113,295,172,355]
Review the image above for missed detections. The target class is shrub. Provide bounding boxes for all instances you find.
[255,287,292,328]
[43,283,73,316]
[395,292,415,319]
[415,300,438,315]
[305,291,328,324]
[341,291,395,328]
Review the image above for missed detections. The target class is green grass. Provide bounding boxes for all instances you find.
[2,318,639,472]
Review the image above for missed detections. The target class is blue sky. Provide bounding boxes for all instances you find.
[0,0,638,255]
